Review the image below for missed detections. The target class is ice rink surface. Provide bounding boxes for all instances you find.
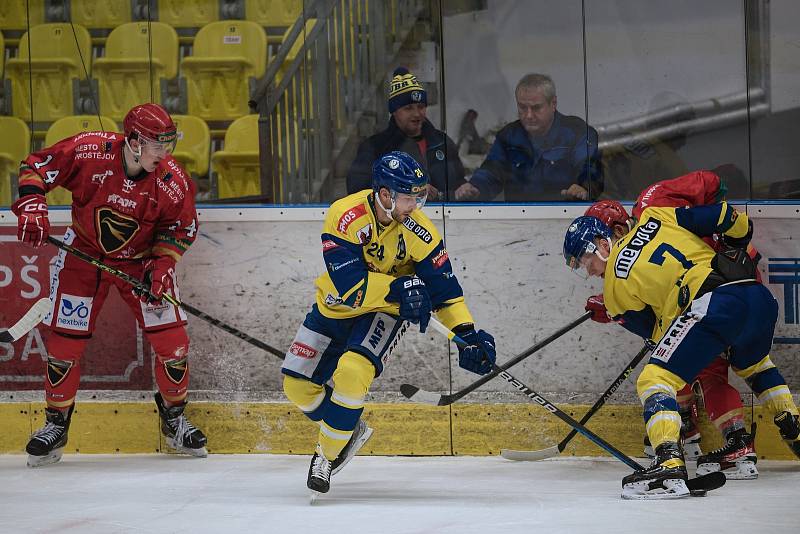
[1,454,798,534]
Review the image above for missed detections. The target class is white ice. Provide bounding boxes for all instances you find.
[0,454,798,534]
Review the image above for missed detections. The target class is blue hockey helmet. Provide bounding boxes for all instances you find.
[563,216,612,270]
[372,151,429,209]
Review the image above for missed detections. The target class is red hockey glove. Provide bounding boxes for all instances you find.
[137,257,176,304]
[585,294,613,323]
[11,194,50,248]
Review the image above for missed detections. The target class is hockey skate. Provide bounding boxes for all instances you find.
[774,411,800,459]
[622,441,690,500]
[331,419,373,475]
[308,446,333,501]
[696,427,758,480]
[26,405,74,468]
[155,392,208,457]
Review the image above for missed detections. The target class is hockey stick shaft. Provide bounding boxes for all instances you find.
[47,236,285,359]
[554,342,651,453]
[409,312,591,405]
[0,297,50,343]
[427,317,642,471]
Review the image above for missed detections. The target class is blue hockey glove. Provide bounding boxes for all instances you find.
[386,276,432,333]
[455,327,496,375]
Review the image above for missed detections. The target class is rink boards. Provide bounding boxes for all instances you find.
[1,203,799,458]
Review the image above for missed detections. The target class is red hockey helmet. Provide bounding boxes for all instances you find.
[123,103,177,154]
[584,200,632,233]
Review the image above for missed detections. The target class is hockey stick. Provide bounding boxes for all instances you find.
[400,311,592,406]
[424,318,725,494]
[501,341,652,461]
[46,236,285,359]
[0,298,50,343]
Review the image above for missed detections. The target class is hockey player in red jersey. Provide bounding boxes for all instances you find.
[11,103,207,466]
[583,169,765,479]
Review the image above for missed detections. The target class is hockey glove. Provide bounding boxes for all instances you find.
[136,256,176,304]
[455,326,496,375]
[386,276,432,333]
[11,194,50,248]
[585,294,613,323]
[720,219,753,249]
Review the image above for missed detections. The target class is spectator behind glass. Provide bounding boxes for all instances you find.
[346,67,466,201]
[455,73,602,202]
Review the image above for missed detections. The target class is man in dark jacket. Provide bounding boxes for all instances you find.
[346,67,466,201]
[455,73,602,202]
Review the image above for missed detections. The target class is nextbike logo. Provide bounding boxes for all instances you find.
[614,219,661,279]
[768,258,800,324]
[56,294,92,331]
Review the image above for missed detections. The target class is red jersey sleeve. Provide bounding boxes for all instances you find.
[633,170,723,219]
[151,159,199,262]
[18,135,83,195]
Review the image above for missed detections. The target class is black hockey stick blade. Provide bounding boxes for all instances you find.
[0,298,50,343]
[687,471,726,494]
[400,311,593,406]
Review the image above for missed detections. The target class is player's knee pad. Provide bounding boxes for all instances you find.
[44,333,88,408]
[283,375,331,421]
[331,351,376,410]
[636,364,685,406]
[149,327,190,403]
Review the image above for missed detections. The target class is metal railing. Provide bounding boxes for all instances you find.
[249,0,424,203]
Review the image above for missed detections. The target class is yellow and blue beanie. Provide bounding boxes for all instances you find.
[388,67,427,113]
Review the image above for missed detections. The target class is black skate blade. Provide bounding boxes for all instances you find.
[687,471,726,493]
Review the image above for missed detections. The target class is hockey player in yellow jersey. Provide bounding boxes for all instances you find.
[563,204,800,499]
[283,151,496,497]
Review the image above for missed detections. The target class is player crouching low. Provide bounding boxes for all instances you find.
[282,151,496,498]
[563,204,800,499]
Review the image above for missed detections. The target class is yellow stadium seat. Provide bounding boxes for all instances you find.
[93,22,179,122]
[0,0,45,32]
[210,114,260,199]
[5,24,92,122]
[70,0,132,30]
[181,21,267,121]
[172,115,210,178]
[0,117,30,206]
[157,0,219,29]
[245,0,302,27]
[44,115,119,205]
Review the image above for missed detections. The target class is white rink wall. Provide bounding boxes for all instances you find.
[2,204,799,401]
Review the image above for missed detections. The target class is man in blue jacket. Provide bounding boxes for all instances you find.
[455,73,602,202]
[346,67,466,201]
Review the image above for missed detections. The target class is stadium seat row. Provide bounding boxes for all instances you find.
[2,21,284,122]
[0,0,302,32]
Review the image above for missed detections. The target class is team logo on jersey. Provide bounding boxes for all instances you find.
[402,217,433,243]
[337,204,367,234]
[356,224,373,244]
[95,207,141,253]
[92,170,113,185]
[614,219,661,279]
[122,179,136,193]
